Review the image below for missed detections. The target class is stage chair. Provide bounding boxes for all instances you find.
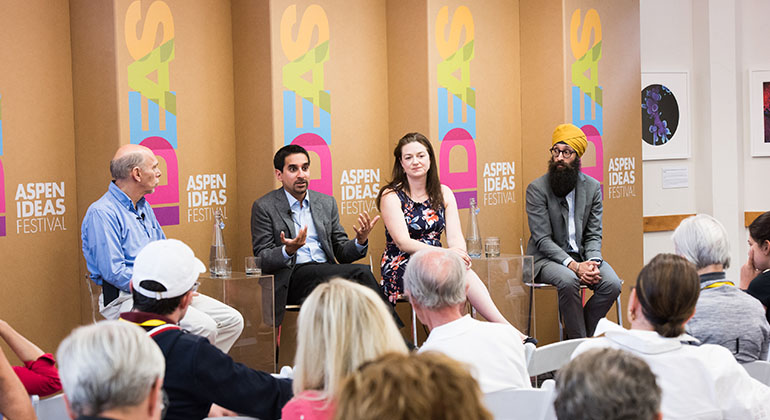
[483,379,557,420]
[526,281,623,341]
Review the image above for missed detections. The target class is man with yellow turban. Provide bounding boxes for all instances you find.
[525,123,621,339]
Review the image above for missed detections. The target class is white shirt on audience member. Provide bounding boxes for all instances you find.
[418,315,531,393]
[573,318,770,420]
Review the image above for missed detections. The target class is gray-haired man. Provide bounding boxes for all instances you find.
[81,144,243,352]
[404,248,530,393]
[57,320,166,420]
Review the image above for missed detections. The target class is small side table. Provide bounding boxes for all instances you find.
[198,272,276,373]
[471,254,533,333]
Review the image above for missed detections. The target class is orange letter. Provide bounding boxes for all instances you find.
[435,6,474,60]
[125,0,175,60]
[280,4,329,62]
[570,9,601,60]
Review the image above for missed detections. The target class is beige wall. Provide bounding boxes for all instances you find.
[0,0,81,358]
[0,0,641,356]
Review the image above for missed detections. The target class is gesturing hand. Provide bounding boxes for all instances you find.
[281,226,308,255]
[353,211,380,244]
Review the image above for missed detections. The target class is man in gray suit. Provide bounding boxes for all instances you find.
[251,145,383,326]
[526,123,621,338]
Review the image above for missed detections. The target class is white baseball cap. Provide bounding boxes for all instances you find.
[131,239,206,299]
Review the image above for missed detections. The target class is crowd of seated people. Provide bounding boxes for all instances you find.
[13,136,770,418]
[7,215,770,419]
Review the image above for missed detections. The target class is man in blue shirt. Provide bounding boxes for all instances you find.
[82,144,243,352]
[251,145,389,326]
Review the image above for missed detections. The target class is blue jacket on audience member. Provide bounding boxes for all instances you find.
[121,311,292,420]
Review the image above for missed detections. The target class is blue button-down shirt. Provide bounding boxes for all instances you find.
[81,182,166,291]
[281,190,364,263]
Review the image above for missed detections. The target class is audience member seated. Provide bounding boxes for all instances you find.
[573,253,770,418]
[0,340,35,419]
[555,347,662,420]
[57,320,165,420]
[282,279,407,420]
[333,351,493,420]
[119,239,292,420]
[403,248,530,393]
[672,214,770,362]
[0,319,61,396]
[742,211,770,322]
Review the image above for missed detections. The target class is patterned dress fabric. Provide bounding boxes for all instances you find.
[381,189,444,303]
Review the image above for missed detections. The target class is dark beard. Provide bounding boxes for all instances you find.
[548,158,581,198]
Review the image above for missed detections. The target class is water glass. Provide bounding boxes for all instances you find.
[245,256,262,276]
[484,237,501,258]
[214,258,232,277]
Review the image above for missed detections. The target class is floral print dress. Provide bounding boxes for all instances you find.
[381,189,445,303]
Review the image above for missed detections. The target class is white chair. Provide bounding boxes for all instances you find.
[743,360,770,385]
[524,341,536,367]
[37,394,69,420]
[484,379,557,420]
[527,338,588,377]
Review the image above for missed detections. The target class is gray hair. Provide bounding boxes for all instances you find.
[403,248,466,309]
[57,320,165,416]
[555,348,661,420]
[672,214,731,269]
[110,151,146,180]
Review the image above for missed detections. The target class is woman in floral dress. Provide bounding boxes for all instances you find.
[376,132,512,325]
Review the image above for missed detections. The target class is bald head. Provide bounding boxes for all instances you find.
[110,145,154,181]
[404,248,466,309]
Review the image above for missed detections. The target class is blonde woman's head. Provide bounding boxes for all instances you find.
[293,278,407,398]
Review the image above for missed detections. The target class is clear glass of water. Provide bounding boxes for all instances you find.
[245,256,261,276]
[484,237,501,258]
[215,258,232,277]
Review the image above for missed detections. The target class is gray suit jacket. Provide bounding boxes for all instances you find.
[251,188,366,322]
[525,172,603,278]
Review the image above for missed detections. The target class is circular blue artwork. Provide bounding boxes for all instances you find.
[642,84,680,146]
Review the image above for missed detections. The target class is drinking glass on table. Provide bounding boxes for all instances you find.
[245,256,262,276]
[215,258,232,277]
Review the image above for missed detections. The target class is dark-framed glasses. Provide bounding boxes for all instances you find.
[550,147,575,158]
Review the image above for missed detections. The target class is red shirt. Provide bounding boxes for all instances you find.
[14,353,61,396]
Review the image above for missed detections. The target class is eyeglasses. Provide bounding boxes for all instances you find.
[550,147,575,158]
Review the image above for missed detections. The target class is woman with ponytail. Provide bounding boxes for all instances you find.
[572,253,770,419]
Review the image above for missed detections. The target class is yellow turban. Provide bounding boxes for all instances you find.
[551,123,587,158]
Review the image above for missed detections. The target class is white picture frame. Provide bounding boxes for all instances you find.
[748,69,770,157]
[641,72,691,160]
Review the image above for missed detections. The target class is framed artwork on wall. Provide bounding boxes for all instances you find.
[641,72,691,160]
[748,69,770,157]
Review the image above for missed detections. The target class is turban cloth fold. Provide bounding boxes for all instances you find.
[551,123,587,158]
